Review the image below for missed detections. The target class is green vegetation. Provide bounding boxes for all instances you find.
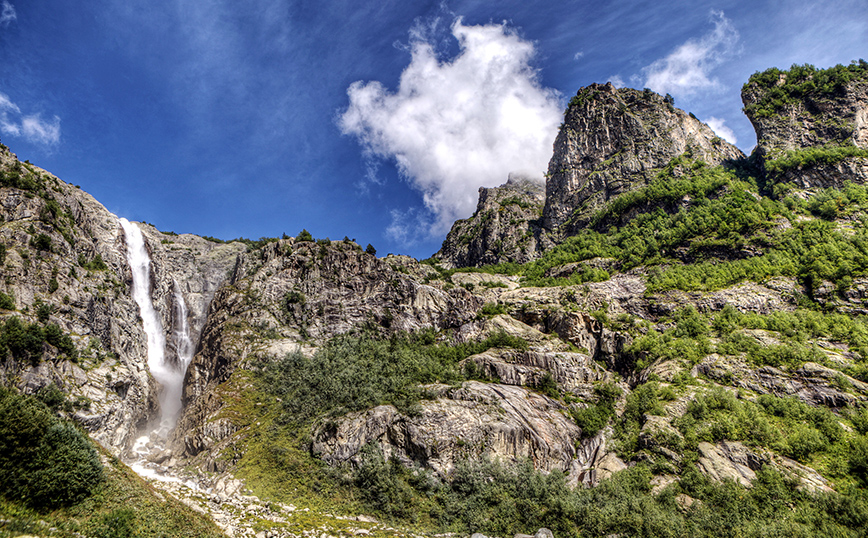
[621,305,868,376]
[0,316,78,364]
[78,253,108,271]
[0,388,102,509]
[744,60,868,118]
[259,329,528,425]
[571,383,622,437]
[296,229,314,242]
[479,302,507,317]
[449,158,868,296]
[29,233,52,252]
[0,388,224,538]
[0,291,14,310]
[348,445,868,537]
[766,145,868,175]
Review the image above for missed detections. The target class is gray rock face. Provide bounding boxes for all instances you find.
[172,238,483,458]
[311,381,601,484]
[543,83,743,235]
[460,348,608,397]
[436,174,550,268]
[694,354,867,408]
[697,440,833,493]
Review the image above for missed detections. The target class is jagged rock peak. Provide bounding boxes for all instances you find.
[542,83,744,235]
[741,61,868,189]
[435,173,549,268]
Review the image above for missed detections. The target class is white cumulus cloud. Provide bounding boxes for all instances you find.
[642,10,739,97]
[340,18,562,239]
[705,116,737,145]
[0,92,61,146]
[0,1,16,27]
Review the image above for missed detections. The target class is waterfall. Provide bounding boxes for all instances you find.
[119,218,188,431]
[170,279,195,410]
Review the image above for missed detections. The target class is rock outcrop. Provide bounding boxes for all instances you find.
[311,381,598,483]
[172,238,483,459]
[543,83,743,236]
[436,174,550,268]
[742,62,868,187]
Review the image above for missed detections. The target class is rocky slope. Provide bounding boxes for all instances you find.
[437,84,744,266]
[435,174,550,268]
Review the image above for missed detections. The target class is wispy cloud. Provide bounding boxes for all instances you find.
[0,92,61,146]
[608,75,625,88]
[705,116,737,145]
[340,18,562,239]
[0,1,16,27]
[641,10,739,97]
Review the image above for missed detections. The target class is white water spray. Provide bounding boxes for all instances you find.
[120,218,189,431]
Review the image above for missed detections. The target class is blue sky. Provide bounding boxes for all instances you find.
[1,0,866,259]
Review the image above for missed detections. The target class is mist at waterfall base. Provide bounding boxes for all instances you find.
[119,218,197,485]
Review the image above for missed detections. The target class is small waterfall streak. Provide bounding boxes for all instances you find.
[165,280,195,422]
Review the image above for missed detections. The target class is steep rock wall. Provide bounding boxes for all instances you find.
[543,83,743,236]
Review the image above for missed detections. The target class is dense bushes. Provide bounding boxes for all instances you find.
[572,383,622,437]
[259,330,528,426]
[349,449,868,537]
[766,145,868,174]
[744,61,868,118]
[621,305,868,373]
[0,388,103,509]
[0,316,78,363]
[671,388,845,463]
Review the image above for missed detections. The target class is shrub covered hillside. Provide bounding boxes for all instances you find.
[167,62,868,537]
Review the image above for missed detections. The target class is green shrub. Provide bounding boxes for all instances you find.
[36,302,53,322]
[30,233,52,251]
[365,243,377,256]
[28,421,104,508]
[79,253,108,271]
[744,61,868,118]
[479,302,507,317]
[260,330,527,427]
[0,390,103,509]
[572,383,622,437]
[296,229,313,242]
[0,290,14,310]
[89,508,139,538]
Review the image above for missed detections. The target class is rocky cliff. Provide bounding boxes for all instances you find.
[543,83,743,236]
[0,144,243,453]
[742,61,868,188]
[437,84,744,267]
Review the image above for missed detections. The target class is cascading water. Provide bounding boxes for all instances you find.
[120,218,196,485]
